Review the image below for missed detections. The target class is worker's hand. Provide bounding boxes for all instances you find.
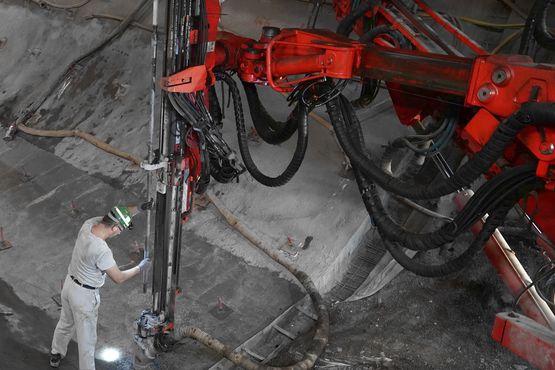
[139,199,154,212]
[138,258,151,272]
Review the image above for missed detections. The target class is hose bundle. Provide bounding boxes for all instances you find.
[336,0,379,37]
[325,94,547,277]
[242,82,302,145]
[380,195,519,277]
[366,163,540,252]
[216,72,310,187]
[327,97,555,200]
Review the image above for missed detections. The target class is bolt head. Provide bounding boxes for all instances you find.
[492,67,509,85]
[539,142,555,155]
[477,84,496,103]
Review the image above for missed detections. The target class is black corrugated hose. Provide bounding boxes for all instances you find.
[380,193,530,277]
[217,72,310,187]
[336,0,379,37]
[520,0,555,54]
[330,94,546,277]
[367,163,539,251]
[333,94,539,250]
[327,97,555,200]
[533,0,555,50]
[241,82,302,145]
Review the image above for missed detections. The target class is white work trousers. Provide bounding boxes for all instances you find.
[51,275,100,370]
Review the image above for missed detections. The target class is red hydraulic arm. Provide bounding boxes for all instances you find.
[162,0,555,243]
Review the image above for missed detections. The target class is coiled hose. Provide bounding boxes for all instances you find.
[327,98,555,200]
[332,94,539,251]
[366,164,538,251]
[330,94,545,277]
[379,193,530,277]
[242,82,302,145]
[178,191,329,370]
[216,72,310,187]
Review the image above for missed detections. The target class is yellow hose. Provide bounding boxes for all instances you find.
[417,11,525,29]
[457,16,524,30]
[178,191,329,370]
[31,0,90,9]
[17,124,142,165]
[84,14,152,32]
[492,29,523,54]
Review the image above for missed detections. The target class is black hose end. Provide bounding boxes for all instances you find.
[520,102,555,127]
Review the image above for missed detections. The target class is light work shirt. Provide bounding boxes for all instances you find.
[67,217,117,288]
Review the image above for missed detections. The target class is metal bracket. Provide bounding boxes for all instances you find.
[3,122,17,141]
[141,160,168,171]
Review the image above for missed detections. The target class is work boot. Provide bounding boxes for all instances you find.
[49,353,61,368]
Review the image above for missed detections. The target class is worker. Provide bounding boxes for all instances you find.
[49,202,153,369]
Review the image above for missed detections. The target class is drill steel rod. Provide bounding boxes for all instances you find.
[143,0,160,294]
[455,190,555,329]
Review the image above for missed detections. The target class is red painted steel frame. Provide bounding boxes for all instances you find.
[493,312,555,370]
[413,0,488,55]
[454,192,555,329]
[211,25,555,241]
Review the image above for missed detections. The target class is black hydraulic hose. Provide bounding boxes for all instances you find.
[326,96,555,200]
[519,0,541,54]
[217,72,310,187]
[208,85,223,125]
[340,96,545,277]
[380,193,524,277]
[353,145,543,276]
[241,82,301,145]
[521,0,555,54]
[336,0,379,37]
[364,167,537,251]
[534,0,555,50]
[522,101,555,125]
[359,25,393,44]
[336,94,539,252]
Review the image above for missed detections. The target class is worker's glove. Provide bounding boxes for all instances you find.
[139,199,154,212]
[138,258,151,272]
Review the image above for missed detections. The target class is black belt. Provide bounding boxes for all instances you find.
[70,275,97,290]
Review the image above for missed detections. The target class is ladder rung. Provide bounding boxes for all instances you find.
[244,348,265,362]
[262,341,289,364]
[272,324,297,340]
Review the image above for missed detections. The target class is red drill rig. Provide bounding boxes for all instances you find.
[136,0,555,368]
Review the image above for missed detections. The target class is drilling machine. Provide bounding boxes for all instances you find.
[134,0,245,357]
[135,0,555,368]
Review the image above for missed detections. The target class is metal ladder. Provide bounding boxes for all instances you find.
[208,294,318,369]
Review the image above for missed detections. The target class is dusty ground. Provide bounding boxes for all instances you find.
[325,268,522,370]
[273,252,530,370]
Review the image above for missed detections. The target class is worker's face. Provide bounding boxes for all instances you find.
[109,225,123,238]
